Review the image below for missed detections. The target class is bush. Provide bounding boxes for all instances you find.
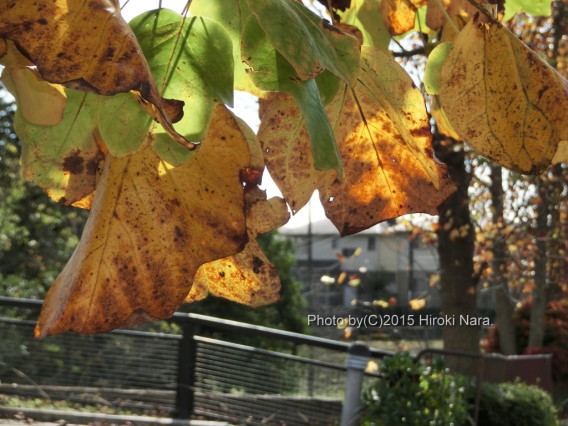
[362,352,469,426]
[475,381,558,426]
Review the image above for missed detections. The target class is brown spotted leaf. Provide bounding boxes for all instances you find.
[13,89,104,206]
[439,21,568,174]
[259,46,455,235]
[187,123,290,308]
[257,92,337,214]
[0,0,190,150]
[35,105,250,337]
[187,194,288,308]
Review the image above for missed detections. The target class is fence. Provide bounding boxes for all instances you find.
[0,297,391,425]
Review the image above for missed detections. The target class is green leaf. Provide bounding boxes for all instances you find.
[424,42,452,95]
[14,90,101,205]
[316,71,341,106]
[152,135,194,167]
[189,0,265,97]
[503,0,552,21]
[338,0,391,50]
[130,9,234,164]
[242,14,342,172]
[245,0,360,86]
[98,93,152,157]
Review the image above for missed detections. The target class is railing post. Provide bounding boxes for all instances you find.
[175,319,198,419]
[340,342,370,426]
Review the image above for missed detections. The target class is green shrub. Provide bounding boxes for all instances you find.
[475,381,558,426]
[362,352,469,426]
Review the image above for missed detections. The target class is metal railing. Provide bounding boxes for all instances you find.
[0,297,391,425]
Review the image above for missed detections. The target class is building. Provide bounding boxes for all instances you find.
[280,218,441,314]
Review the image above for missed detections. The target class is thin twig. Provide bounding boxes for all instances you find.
[392,47,426,57]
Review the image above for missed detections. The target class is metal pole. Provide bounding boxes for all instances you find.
[340,342,370,426]
[175,320,197,419]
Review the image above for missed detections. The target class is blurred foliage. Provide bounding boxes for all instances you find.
[362,352,469,425]
[0,92,87,299]
[475,381,558,426]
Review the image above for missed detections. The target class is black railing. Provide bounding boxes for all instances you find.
[0,297,392,425]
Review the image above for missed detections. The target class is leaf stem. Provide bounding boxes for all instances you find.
[464,0,498,24]
[433,0,460,35]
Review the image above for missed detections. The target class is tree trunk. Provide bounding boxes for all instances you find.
[489,164,517,355]
[434,139,480,375]
[528,178,548,347]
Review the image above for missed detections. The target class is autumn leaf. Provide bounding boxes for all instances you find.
[381,0,427,36]
[439,20,568,174]
[188,195,289,307]
[34,105,250,337]
[0,0,190,151]
[187,120,290,308]
[259,46,455,235]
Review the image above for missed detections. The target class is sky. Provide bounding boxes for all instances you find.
[119,0,331,231]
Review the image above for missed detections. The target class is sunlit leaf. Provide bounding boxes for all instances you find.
[260,46,454,235]
[2,67,66,126]
[439,20,568,174]
[130,9,234,165]
[246,0,361,86]
[34,105,250,337]
[190,0,265,97]
[97,93,152,157]
[187,123,289,308]
[338,0,391,50]
[381,0,427,36]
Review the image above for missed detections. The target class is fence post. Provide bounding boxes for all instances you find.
[175,319,198,419]
[340,342,370,426]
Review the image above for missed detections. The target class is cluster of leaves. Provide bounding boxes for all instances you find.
[362,352,469,425]
[475,381,559,426]
[0,0,456,336]
[1,0,566,337]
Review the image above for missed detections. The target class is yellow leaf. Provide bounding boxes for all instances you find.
[440,20,568,174]
[187,190,289,307]
[429,273,440,287]
[35,105,250,337]
[409,298,426,310]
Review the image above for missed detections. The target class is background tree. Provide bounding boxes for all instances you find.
[0,93,86,299]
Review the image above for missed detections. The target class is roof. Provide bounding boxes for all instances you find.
[279,218,394,236]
